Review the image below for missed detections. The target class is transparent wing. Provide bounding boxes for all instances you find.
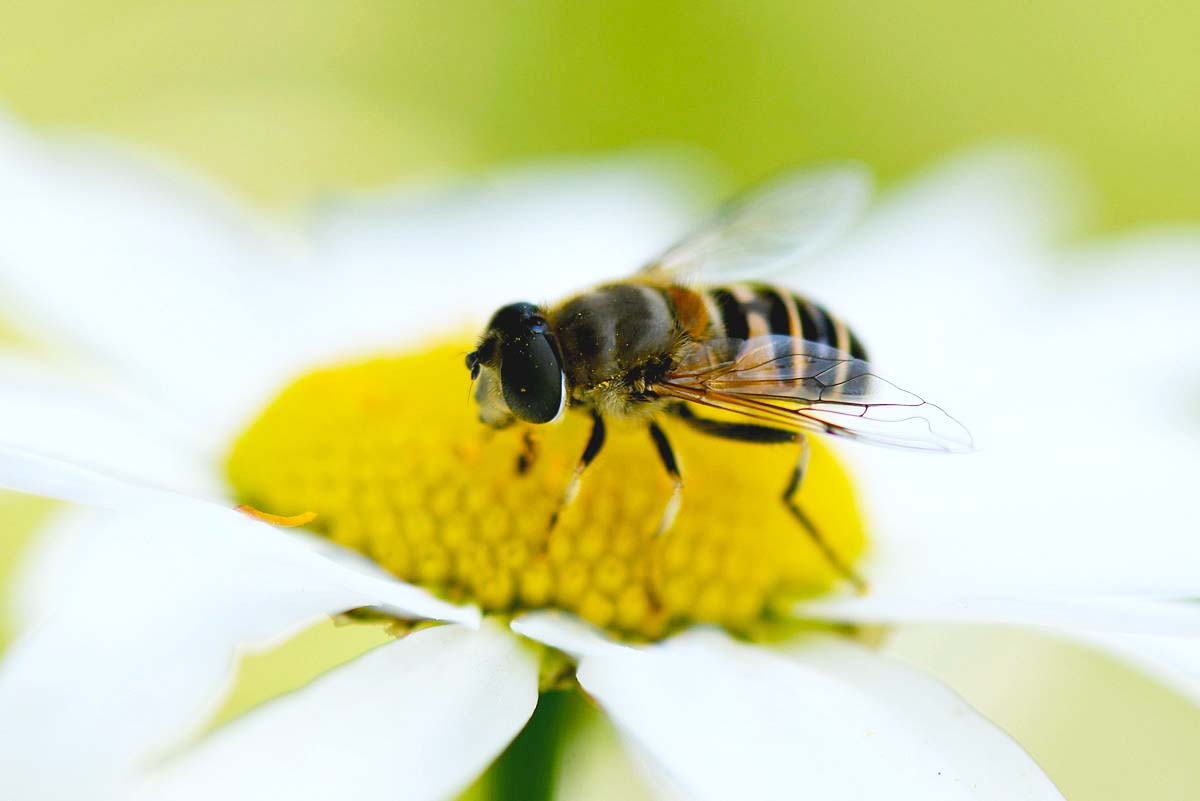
[639,163,872,282]
[655,335,973,453]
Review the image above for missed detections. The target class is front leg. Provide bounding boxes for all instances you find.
[516,428,538,475]
[547,409,606,533]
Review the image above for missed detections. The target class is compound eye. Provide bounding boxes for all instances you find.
[500,328,564,424]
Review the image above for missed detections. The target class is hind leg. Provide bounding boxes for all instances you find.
[670,404,867,593]
[780,435,867,594]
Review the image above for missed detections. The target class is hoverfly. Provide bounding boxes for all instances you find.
[465,165,972,592]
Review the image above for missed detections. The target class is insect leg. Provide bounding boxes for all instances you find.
[516,429,538,475]
[782,435,868,594]
[648,421,684,537]
[670,404,867,593]
[670,403,798,444]
[547,410,606,533]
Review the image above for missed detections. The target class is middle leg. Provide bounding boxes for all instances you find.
[648,421,684,537]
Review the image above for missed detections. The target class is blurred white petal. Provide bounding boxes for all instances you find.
[0,115,302,435]
[800,593,1200,636]
[512,610,635,659]
[0,434,238,523]
[133,622,538,801]
[13,501,478,632]
[1053,230,1200,412]
[0,352,220,498]
[0,444,188,512]
[0,502,477,800]
[808,146,1083,371]
[295,154,708,363]
[0,440,467,628]
[517,614,1061,800]
[848,431,1200,600]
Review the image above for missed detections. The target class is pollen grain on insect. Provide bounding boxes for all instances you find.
[226,343,868,641]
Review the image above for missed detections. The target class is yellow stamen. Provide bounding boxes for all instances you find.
[227,342,867,640]
[235,505,319,528]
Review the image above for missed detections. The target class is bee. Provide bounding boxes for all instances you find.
[466,165,971,593]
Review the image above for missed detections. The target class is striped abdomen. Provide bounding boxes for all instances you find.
[694,282,867,361]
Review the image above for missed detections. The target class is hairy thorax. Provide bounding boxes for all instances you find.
[551,282,682,419]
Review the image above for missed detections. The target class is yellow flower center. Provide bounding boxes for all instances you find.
[227,342,867,640]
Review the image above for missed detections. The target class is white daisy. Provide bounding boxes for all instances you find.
[0,113,1197,801]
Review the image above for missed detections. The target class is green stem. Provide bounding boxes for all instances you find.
[487,689,579,801]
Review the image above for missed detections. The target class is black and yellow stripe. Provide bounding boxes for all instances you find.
[699,282,868,362]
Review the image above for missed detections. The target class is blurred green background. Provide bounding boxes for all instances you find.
[2,1,1198,800]
[3,0,1200,228]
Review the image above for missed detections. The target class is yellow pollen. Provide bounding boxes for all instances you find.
[226,342,868,640]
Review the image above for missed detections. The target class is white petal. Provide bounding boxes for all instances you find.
[845,424,1200,600]
[808,146,1082,379]
[1052,231,1200,413]
[132,622,537,801]
[512,610,636,659]
[555,625,1062,801]
[0,444,182,512]
[0,115,304,437]
[294,154,710,362]
[15,501,478,631]
[0,438,238,527]
[0,502,477,800]
[0,352,219,498]
[781,634,1063,798]
[799,593,1200,636]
